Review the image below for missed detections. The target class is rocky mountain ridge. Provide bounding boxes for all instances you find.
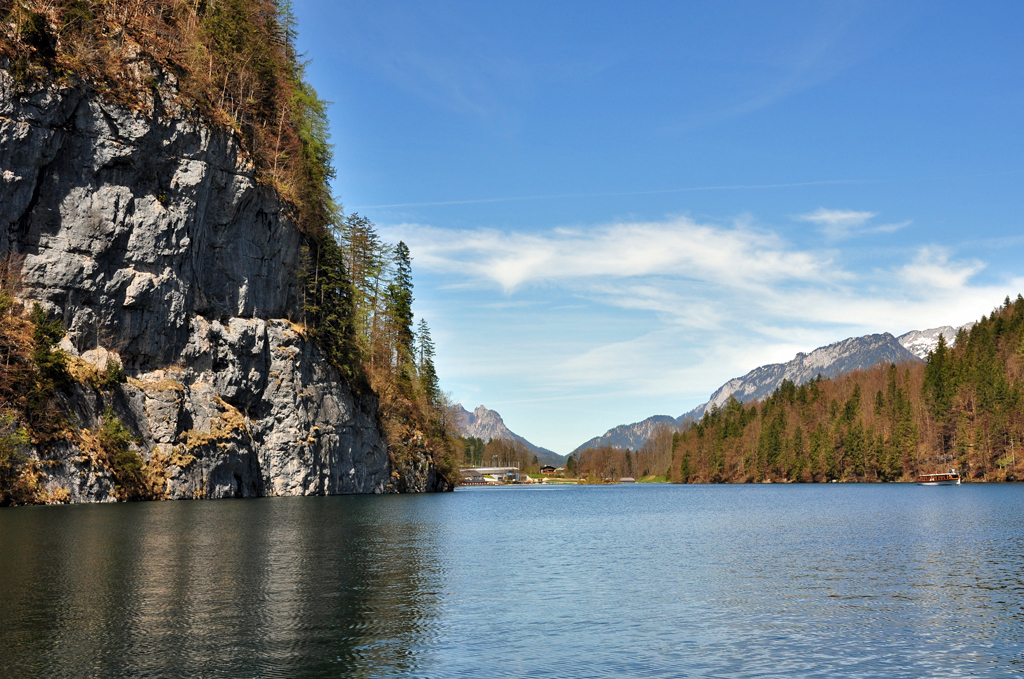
[572,415,679,455]
[574,324,967,454]
[701,333,919,414]
[0,72,446,501]
[897,324,973,360]
[454,404,566,466]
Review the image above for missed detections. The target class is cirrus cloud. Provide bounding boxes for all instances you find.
[389,217,842,293]
[798,207,910,239]
[387,215,1022,453]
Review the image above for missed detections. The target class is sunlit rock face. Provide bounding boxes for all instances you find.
[897,324,974,360]
[0,70,444,500]
[453,404,564,464]
[702,333,922,413]
[454,405,518,445]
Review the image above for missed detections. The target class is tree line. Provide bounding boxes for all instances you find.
[570,425,675,482]
[570,296,1024,484]
[671,296,1024,483]
[301,213,458,488]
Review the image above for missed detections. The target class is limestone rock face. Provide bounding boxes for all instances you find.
[897,323,974,360]
[453,403,564,464]
[0,70,444,499]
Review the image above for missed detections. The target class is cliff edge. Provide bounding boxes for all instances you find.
[0,67,448,501]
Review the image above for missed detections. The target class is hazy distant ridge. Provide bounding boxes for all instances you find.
[572,415,679,454]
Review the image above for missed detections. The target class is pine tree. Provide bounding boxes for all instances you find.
[339,213,392,354]
[416,318,439,402]
[387,242,415,386]
[301,236,358,379]
[923,334,956,420]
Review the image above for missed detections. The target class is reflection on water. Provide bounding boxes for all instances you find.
[2,485,1024,677]
[0,496,444,677]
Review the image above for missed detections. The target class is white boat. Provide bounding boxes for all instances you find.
[917,470,961,486]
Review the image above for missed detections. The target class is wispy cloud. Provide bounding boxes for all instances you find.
[798,207,910,239]
[395,218,1019,393]
[799,208,874,235]
[390,217,839,293]
[403,216,1021,451]
[899,246,985,291]
[722,7,864,119]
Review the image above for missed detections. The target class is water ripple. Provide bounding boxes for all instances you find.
[1,485,1024,676]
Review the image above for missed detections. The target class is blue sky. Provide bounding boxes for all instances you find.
[291,1,1024,454]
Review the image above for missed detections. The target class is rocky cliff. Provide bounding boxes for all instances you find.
[0,68,447,501]
[453,404,564,465]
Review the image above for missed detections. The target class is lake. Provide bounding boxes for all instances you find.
[1,484,1023,677]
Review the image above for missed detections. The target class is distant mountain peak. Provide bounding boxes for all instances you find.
[572,414,679,454]
[702,332,919,413]
[897,323,974,360]
[453,404,566,465]
[458,404,508,430]
[573,329,928,454]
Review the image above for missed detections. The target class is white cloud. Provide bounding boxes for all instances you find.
[395,216,1023,451]
[797,207,912,239]
[898,246,985,292]
[874,220,912,234]
[391,218,1013,337]
[798,208,875,238]
[390,217,840,293]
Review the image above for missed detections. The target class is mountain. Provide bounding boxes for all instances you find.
[702,333,919,412]
[572,415,679,453]
[574,331,923,454]
[897,324,974,359]
[454,405,567,466]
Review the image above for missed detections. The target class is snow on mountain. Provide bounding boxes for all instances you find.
[897,323,974,360]
[454,404,566,465]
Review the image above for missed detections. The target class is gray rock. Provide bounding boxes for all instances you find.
[0,70,445,501]
[897,323,973,360]
[572,415,678,454]
[453,403,565,464]
[700,332,921,413]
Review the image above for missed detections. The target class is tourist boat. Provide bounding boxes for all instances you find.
[917,470,961,486]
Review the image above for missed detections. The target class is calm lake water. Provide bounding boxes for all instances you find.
[2,484,1023,677]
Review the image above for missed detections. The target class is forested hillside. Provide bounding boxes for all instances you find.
[326,215,458,487]
[573,297,1024,484]
[670,296,1024,483]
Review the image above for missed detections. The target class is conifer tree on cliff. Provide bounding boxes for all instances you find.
[339,213,392,352]
[388,242,415,388]
[302,237,357,380]
[416,318,439,403]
